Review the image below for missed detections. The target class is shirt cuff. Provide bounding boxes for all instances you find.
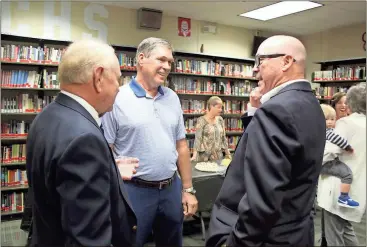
[247,103,258,116]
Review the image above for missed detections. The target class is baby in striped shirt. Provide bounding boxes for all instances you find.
[320,104,359,208]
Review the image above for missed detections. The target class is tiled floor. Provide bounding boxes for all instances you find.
[1,208,365,246]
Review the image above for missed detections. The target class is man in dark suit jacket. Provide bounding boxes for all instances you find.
[26,39,137,247]
[206,35,326,247]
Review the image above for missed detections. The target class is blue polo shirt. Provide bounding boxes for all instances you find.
[101,78,186,181]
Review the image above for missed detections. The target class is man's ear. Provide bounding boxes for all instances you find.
[93,66,104,93]
[282,55,294,71]
[138,53,145,66]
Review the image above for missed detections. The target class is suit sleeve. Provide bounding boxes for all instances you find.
[56,132,112,247]
[226,105,301,247]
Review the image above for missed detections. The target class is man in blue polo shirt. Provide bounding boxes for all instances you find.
[101,37,198,247]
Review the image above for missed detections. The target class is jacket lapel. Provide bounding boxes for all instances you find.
[55,93,99,129]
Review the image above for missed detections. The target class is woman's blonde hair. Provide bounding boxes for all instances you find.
[207,96,223,110]
[320,104,336,119]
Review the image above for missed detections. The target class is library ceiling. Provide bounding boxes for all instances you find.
[97,0,366,35]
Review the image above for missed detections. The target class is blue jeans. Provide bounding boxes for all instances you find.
[124,174,184,247]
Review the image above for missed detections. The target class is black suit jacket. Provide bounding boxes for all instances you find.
[26,93,137,247]
[206,81,326,247]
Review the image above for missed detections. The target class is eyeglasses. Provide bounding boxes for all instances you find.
[255,53,296,68]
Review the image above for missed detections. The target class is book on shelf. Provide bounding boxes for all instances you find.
[116,52,136,70]
[1,167,28,187]
[169,77,252,96]
[1,94,56,113]
[1,120,30,138]
[314,86,349,99]
[313,65,366,81]
[1,191,27,213]
[1,44,66,64]
[1,69,59,89]
[1,144,26,164]
[173,58,253,78]
[181,99,247,114]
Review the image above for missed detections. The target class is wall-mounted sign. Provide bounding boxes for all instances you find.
[178,17,191,37]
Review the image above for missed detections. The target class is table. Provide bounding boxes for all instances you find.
[191,162,226,240]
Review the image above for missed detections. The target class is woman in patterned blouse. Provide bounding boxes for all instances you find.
[191,96,231,162]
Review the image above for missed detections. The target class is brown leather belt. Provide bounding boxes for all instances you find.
[126,173,176,189]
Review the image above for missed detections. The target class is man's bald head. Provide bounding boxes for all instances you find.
[257,35,306,67]
[58,39,119,85]
[253,35,307,95]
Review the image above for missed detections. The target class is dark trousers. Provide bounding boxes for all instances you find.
[124,174,184,247]
[321,158,353,184]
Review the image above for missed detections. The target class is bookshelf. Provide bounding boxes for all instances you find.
[1,34,256,219]
[312,57,366,102]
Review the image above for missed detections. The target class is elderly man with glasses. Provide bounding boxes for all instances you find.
[206,35,326,247]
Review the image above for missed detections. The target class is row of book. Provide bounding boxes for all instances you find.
[1,144,26,164]
[186,135,240,152]
[1,121,30,137]
[1,95,56,113]
[174,59,254,78]
[1,45,255,79]
[181,99,247,114]
[313,66,366,81]
[1,44,65,64]
[1,168,28,187]
[184,117,243,133]
[1,69,59,89]
[314,86,348,99]
[1,191,26,213]
[168,77,253,96]
[117,52,136,69]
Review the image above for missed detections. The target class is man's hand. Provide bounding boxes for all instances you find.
[182,192,198,218]
[250,87,263,108]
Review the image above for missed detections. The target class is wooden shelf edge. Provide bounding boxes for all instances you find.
[1,163,26,166]
[1,185,28,191]
[1,210,24,216]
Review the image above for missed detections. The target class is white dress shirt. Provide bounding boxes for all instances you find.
[61,90,101,126]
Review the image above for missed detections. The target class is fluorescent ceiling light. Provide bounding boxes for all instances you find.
[239,1,323,21]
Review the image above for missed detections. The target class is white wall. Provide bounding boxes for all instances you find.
[2,1,365,81]
[1,1,265,59]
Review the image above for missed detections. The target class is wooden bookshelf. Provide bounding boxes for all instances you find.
[312,58,366,101]
[1,210,24,216]
[1,162,26,167]
[1,87,60,91]
[1,185,28,192]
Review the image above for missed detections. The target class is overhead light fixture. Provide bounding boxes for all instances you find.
[239,1,323,21]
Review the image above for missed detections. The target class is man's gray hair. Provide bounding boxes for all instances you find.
[346,82,366,115]
[136,37,173,62]
[58,39,116,84]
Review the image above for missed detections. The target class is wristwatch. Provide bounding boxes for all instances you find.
[183,187,196,195]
